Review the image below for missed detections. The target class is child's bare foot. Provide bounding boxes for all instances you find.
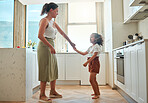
[91,92,100,96]
[92,95,100,99]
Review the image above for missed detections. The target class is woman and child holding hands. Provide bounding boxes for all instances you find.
[37,2,103,102]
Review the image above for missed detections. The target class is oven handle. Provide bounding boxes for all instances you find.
[115,57,124,59]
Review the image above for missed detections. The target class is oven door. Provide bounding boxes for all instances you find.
[116,57,124,84]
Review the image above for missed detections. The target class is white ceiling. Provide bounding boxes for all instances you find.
[18,0,104,5]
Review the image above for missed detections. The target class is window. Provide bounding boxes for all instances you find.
[26,4,44,49]
[0,0,14,48]
[68,2,97,52]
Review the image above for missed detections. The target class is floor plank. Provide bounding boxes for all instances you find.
[0,85,128,103]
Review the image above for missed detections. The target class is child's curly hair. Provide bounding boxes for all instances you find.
[92,33,103,46]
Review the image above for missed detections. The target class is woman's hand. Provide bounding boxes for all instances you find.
[71,42,76,49]
[83,62,88,67]
[73,46,77,51]
[50,47,56,54]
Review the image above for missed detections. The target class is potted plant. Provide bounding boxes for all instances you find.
[32,42,36,49]
[27,40,32,48]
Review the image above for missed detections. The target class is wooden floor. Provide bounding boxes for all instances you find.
[0,85,128,103]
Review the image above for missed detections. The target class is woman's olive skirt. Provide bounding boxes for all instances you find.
[37,38,58,82]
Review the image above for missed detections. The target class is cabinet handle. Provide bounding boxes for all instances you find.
[115,57,124,59]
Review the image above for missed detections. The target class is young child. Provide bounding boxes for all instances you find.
[74,33,103,99]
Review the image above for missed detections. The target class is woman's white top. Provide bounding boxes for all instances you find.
[87,44,102,57]
[43,20,57,39]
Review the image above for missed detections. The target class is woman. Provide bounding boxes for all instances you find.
[37,2,75,101]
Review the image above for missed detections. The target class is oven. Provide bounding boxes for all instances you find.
[115,49,124,84]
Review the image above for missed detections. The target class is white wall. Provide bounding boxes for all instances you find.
[104,0,138,88]
[104,0,113,87]
[138,17,148,39]
[111,0,138,49]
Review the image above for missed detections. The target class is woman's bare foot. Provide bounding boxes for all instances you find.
[50,90,62,98]
[92,95,100,99]
[39,95,52,102]
[91,94,95,96]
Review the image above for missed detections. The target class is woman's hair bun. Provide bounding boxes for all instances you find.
[40,2,58,16]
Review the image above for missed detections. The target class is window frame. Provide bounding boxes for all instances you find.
[67,2,98,52]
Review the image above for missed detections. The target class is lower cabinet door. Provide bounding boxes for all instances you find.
[124,48,132,95]
[80,53,107,85]
[130,46,138,100]
[32,52,39,88]
[136,43,146,103]
[80,55,90,85]
[56,54,66,80]
[65,54,81,80]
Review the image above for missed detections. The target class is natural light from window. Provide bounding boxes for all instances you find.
[68,2,96,23]
[26,4,44,49]
[68,25,97,52]
[0,0,14,48]
[68,2,97,52]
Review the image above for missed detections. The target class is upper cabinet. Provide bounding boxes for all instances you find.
[123,0,148,23]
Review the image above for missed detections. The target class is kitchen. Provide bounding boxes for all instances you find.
[0,0,148,103]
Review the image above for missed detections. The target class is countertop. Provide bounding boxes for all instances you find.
[0,48,108,54]
[56,52,108,54]
[113,39,148,51]
[26,49,108,54]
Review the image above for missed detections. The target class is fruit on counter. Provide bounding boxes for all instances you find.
[17,46,20,48]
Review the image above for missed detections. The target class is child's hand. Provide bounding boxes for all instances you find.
[83,62,88,67]
[73,47,77,51]
[73,46,77,51]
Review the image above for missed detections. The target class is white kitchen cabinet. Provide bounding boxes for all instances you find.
[123,0,130,22]
[56,53,107,85]
[121,45,138,101]
[113,51,117,72]
[124,47,132,96]
[129,45,138,100]
[130,0,135,5]
[136,42,146,103]
[114,40,148,103]
[56,54,66,80]
[80,53,107,85]
[97,53,107,85]
[32,52,39,89]
[56,53,81,80]
[80,55,90,85]
[65,54,81,80]
[113,51,117,85]
[123,0,143,23]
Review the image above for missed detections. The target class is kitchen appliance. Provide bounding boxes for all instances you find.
[131,8,148,20]
[115,49,124,84]
[139,0,148,4]
[130,0,148,6]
